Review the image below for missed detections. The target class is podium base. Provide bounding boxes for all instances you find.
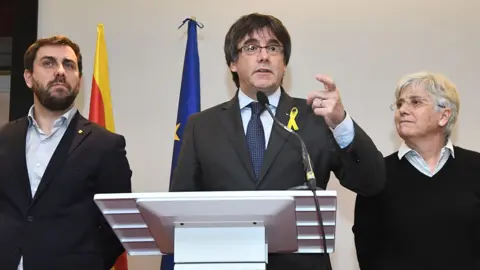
[174,263,266,270]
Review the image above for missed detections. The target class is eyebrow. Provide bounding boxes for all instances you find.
[399,95,425,100]
[39,56,76,65]
[241,38,281,46]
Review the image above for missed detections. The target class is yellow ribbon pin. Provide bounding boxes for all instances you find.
[287,107,299,131]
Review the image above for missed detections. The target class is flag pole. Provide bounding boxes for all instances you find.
[160,17,202,270]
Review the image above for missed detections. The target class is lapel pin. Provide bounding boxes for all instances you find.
[78,129,83,134]
[287,107,299,131]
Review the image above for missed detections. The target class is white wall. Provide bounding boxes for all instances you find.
[38,0,480,269]
[0,75,10,126]
[0,93,9,126]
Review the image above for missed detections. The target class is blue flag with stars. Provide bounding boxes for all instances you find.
[160,17,202,270]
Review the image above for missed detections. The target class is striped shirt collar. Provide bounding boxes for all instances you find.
[398,139,455,159]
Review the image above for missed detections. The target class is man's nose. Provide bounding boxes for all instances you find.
[55,64,66,76]
[257,48,269,62]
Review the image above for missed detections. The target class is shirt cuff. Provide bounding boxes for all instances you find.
[330,111,355,149]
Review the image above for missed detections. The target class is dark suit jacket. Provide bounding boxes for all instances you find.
[170,89,385,270]
[0,112,132,270]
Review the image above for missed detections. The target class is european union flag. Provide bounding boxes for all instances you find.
[160,17,202,270]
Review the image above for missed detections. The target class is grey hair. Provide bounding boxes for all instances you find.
[395,71,460,138]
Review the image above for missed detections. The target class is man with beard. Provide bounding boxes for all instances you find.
[170,13,385,270]
[0,36,132,270]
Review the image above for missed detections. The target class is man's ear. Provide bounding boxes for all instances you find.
[229,61,237,72]
[24,69,33,88]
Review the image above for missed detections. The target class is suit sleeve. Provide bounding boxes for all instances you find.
[329,120,385,196]
[169,114,201,191]
[352,193,384,270]
[95,134,133,269]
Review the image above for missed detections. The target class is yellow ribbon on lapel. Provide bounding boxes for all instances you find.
[287,107,299,131]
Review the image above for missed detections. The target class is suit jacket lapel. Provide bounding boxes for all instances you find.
[4,117,33,210]
[258,90,297,185]
[32,112,92,204]
[67,114,92,156]
[219,93,257,182]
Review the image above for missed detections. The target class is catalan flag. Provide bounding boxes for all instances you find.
[160,17,202,270]
[88,23,128,270]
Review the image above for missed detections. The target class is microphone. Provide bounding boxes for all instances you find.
[256,91,318,190]
[256,91,330,266]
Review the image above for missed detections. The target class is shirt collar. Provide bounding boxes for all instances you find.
[238,87,281,110]
[27,105,78,129]
[398,139,455,159]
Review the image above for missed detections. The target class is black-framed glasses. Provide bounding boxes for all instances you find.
[238,44,284,55]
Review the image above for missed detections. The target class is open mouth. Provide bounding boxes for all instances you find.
[255,68,272,74]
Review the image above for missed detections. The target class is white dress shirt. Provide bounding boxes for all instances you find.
[398,139,455,177]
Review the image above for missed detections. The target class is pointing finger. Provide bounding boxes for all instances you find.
[315,74,337,91]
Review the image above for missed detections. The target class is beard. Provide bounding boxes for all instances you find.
[32,76,80,111]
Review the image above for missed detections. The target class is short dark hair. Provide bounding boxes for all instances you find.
[224,13,291,88]
[24,35,83,76]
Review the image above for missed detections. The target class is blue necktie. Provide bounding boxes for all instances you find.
[246,102,265,181]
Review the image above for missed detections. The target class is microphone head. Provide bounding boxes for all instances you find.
[256,91,270,107]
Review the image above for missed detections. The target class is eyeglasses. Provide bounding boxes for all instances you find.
[390,97,446,111]
[238,44,284,56]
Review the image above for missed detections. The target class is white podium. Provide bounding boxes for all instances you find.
[94,190,337,270]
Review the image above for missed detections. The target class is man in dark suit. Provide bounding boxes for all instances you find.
[170,13,385,270]
[0,36,132,270]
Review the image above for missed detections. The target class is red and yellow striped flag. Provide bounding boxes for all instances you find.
[88,23,128,270]
[89,23,115,131]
